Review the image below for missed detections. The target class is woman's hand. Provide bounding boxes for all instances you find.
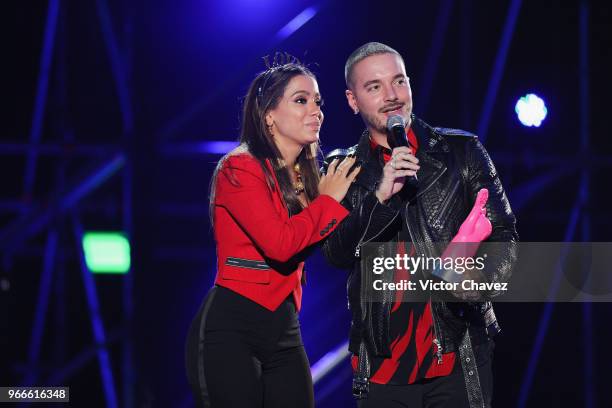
[319,156,361,202]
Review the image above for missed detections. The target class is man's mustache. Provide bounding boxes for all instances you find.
[380,103,405,113]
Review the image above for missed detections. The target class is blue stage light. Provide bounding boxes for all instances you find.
[275,7,318,40]
[515,93,547,127]
[200,141,239,154]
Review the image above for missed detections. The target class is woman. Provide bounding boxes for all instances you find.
[185,62,360,407]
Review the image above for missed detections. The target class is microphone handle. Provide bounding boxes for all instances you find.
[390,126,409,149]
[390,126,418,182]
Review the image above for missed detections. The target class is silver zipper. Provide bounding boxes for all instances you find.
[355,162,448,258]
[433,338,443,364]
[404,200,444,364]
[413,167,447,202]
[417,168,450,363]
[432,179,460,229]
[354,201,379,257]
[354,200,400,258]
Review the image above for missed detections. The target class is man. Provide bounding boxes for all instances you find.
[322,42,518,407]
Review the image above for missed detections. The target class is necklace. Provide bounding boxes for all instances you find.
[293,163,305,195]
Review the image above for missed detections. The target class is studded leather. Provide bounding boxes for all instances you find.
[322,115,519,357]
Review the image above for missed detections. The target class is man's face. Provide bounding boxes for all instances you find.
[346,53,413,135]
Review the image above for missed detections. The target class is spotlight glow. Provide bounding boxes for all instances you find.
[275,7,318,40]
[515,93,548,127]
[83,232,131,274]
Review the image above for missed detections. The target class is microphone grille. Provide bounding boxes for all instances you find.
[386,115,405,130]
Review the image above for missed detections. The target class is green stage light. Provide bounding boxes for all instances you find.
[82,232,131,274]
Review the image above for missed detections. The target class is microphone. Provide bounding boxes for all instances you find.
[386,115,418,184]
[386,115,410,149]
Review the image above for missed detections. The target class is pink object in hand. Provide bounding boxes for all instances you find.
[441,189,492,262]
[452,188,492,243]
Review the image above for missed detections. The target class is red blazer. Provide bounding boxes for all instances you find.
[213,151,349,311]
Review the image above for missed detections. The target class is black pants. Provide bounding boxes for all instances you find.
[185,285,314,408]
[357,347,494,408]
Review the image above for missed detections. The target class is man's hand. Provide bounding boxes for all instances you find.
[375,146,420,203]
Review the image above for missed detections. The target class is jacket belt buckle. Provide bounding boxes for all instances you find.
[352,376,369,399]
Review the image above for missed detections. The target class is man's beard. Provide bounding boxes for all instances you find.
[361,107,411,135]
[361,110,387,135]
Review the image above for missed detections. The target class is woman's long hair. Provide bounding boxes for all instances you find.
[210,63,322,225]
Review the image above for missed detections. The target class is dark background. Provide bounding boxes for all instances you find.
[3,0,612,407]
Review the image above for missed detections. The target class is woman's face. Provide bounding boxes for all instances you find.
[266,74,324,148]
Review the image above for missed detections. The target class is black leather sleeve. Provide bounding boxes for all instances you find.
[321,165,400,270]
[459,137,519,299]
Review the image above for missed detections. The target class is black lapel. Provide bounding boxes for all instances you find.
[354,129,382,191]
[351,115,451,196]
[411,116,448,200]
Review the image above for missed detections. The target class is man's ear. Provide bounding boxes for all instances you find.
[346,89,358,114]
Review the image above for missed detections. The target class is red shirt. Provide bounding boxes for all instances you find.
[351,127,456,384]
[213,151,349,311]
[368,127,419,162]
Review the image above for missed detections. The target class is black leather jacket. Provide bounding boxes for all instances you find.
[322,115,518,359]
